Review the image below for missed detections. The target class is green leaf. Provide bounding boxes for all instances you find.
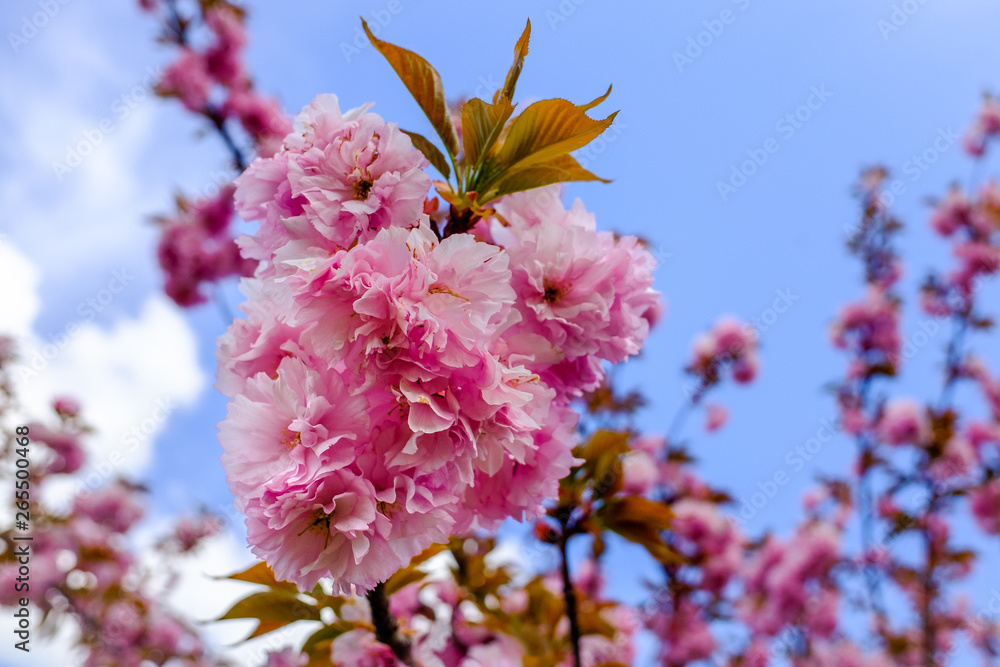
[402,129,450,179]
[362,18,459,158]
[493,97,617,173]
[220,560,298,592]
[244,619,291,641]
[302,621,355,656]
[218,591,320,624]
[490,154,608,199]
[497,19,531,102]
[461,97,514,174]
[598,496,681,565]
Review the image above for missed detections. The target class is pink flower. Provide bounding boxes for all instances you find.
[157,49,213,112]
[970,479,1000,534]
[490,189,660,396]
[705,403,729,432]
[261,647,307,667]
[73,482,144,534]
[223,88,291,157]
[648,598,715,666]
[53,396,81,418]
[30,422,85,475]
[329,629,401,666]
[621,450,658,496]
[830,288,900,367]
[876,399,930,446]
[219,356,370,500]
[204,7,247,87]
[930,188,972,237]
[671,499,743,593]
[238,94,431,255]
[157,186,255,307]
[688,316,759,386]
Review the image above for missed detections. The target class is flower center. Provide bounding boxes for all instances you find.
[543,279,566,304]
[280,428,301,450]
[353,177,374,200]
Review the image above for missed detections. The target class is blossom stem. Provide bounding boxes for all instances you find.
[367,581,416,666]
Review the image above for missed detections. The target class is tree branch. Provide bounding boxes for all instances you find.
[558,531,583,667]
[367,581,416,666]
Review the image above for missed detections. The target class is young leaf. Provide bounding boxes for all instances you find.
[494,98,617,174]
[461,97,514,173]
[489,154,608,200]
[244,619,291,641]
[218,591,320,623]
[402,129,450,179]
[384,566,428,596]
[497,19,531,102]
[221,560,298,592]
[578,84,612,112]
[361,19,459,158]
[302,621,356,656]
[597,496,681,564]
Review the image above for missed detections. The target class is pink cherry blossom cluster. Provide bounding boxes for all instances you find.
[962,95,1000,157]
[217,94,660,594]
[0,383,222,667]
[687,316,759,388]
[141,0,293,308]
[156,184,257,306]
[148,1,290,157]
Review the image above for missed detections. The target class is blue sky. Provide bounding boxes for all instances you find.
[3,0,1000,664]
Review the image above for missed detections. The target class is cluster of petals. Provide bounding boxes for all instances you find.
[741,522,841,637]
[876,398,931,446]
[830,288,900,370]
[962,95,1000,157]
[687,316,759,386]
[219,95,660,593]
[670,499,744,593]
[155,4,291,154]
[157,184,256,306]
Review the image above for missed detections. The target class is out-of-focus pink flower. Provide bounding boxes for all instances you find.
[157,48,213,112]
[970,479,1000,534]
[876,399,930,446]
[830,288,900,367]
[204,7,247,87]
[53,396,81,418]
[705,403,729,432]
[261,647,308,667]
[73,482,145,534]
[222,87,291,157]
[931,188,972,237]
[686,316,759,387]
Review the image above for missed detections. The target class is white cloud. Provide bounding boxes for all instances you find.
[0,239,40,338]
[1,242,205,503]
